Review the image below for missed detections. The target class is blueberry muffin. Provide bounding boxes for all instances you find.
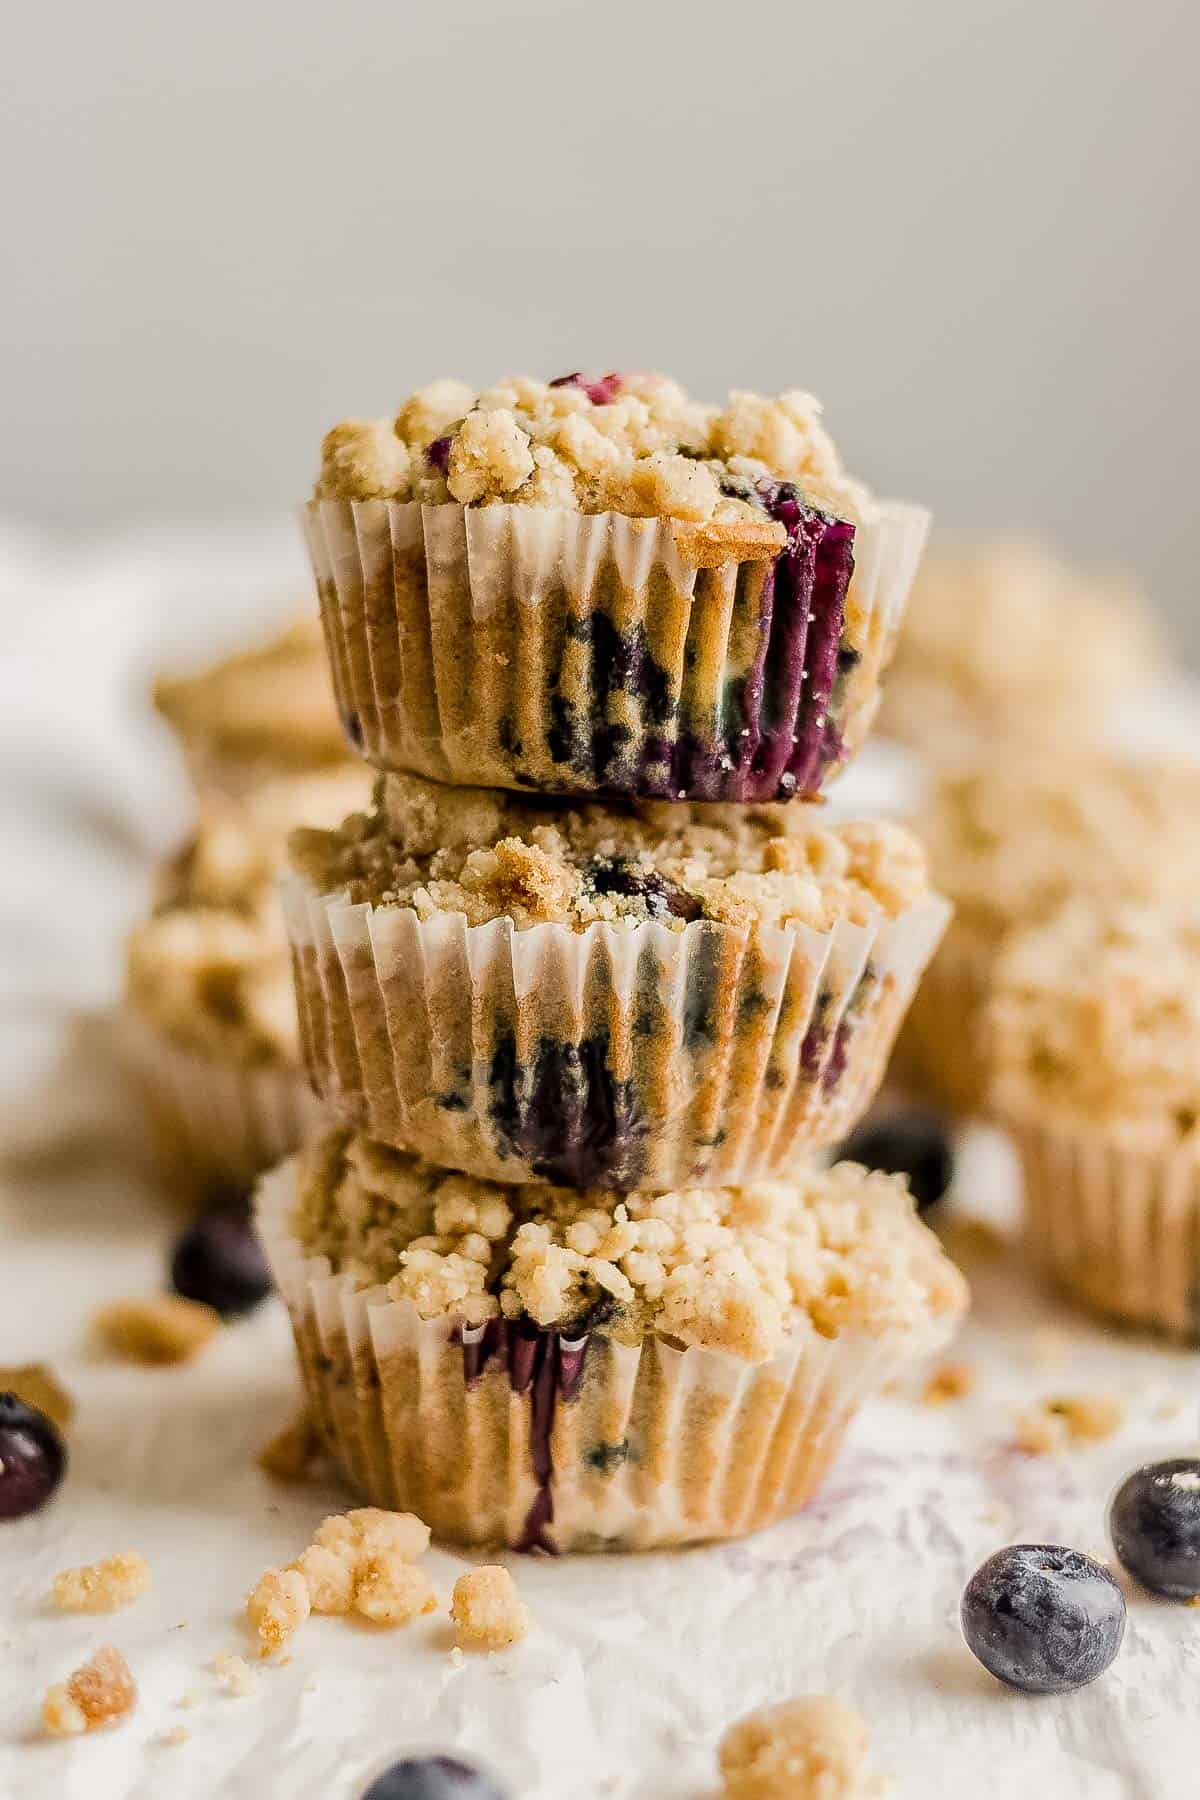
[989,897,1200,1338]
[284,772,949,1189]
[879,536,1161,763]
[123,767,370,1190]
[154,617,357,798]
[255,1130,967,1550]
[305,373,929,801]
[895,754,1200,1115]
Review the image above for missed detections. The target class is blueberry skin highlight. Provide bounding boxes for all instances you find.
[0,1394,68,1520]
[1110,1458,1200,1599]
[961,1545,1125,1693]
[841,1111,953,1211]
[361,1756,507,1800]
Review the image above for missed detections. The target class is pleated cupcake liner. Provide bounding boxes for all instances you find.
[119,1011,325,1195]
[888,922,994,1118]
[256,1157,957,1552]
[282,873,950,1190]
[301,495,929,802]
[1000,1099,1200,1341]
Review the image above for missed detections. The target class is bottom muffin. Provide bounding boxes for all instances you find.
[255,1130,967,1552]
[989,898,1200,1338]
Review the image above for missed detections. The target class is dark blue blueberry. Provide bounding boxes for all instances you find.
[587,856,701,923]
[841,1111,953,1211]
[425,434,453,473]
[1109,1458,1200,1599]
[361,1755,507,1800]
[171,1200,272,1318]
[0,1394,67,1520]
[961,1545,1125,1693]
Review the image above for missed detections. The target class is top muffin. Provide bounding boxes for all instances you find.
[315,372,871,532]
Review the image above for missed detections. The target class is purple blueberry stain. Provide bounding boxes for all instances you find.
[0,1394,67,1520]
[425,434,453,474]
[548,370,624,405]
[961,1544,1125,1693]
[487,1030,646,1189]
[587,856,702,923]
[1109,1458,1200,1599]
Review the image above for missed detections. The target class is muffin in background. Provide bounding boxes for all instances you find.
[123,765,371,1194]
[255,1129,968,1551]
[284,770,949,1189]
[895,754,1200,1115]
[879,537,1161,762]
[154,616,356,799]
[989,897,1200,1339]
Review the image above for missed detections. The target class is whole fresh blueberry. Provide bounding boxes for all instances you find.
[961,1545,1125,1693]
[361,1756,508,1800]
[841,1111,953,1210]
[171,1201,272,1318]
[1109,1458,1200,1599]
[0,1394,67,1520]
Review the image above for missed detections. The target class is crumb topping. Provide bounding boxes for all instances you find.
[52,1552,152,1614]
[289,771,931,936]
[917,756,1200,942]
[718,1694,882,1800]
[313,374,874,541]
[449,1566,530,1652]
[989,898,1200,1138]
[885,538,1159,743]
[127,766,370,1062]
[292,1130,967,1362]
[154,616,352,774]
[43,1646,137,1737]
[248,1508,433,1654]
[94,1295,221,1365]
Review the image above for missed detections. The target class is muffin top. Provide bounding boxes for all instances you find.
[127,767,371,1064]
[916,755,1200,942]
[883,538,1159,746]
[289,771,933,936]
[313,372,874,549]
[292,1130,967,1362]
[154,616,351,782]
[989,897,1200,1146]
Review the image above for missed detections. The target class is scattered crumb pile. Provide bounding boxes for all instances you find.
[52,1551,152,1614]
[43,1646,137,1737]
[719,1694,886,1799]
[94,1296,221,1365]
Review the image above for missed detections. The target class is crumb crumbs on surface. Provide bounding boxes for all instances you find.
[213,1652,258,1697]
[246,1568,311,1657]
[161,1725,190,1747]
[448,1646,465,1668]
[921,1362,975,1406]
[450,1566,530,1653]
[1014,1392,1125,1455]
[718,1694,885,1800]
[258,1407,323,1484]
[0,1363,74,1430]
[52,1550,151,1614]
[93,1295,221,1365]
[43,1646,137,1737]
[249,1508,433,1652]
[354,1553,438,1626]
[178,1690,202,1709]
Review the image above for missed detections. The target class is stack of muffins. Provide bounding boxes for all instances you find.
[253,371,968,1552]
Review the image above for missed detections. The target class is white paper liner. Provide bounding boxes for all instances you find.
[283,873,950,1189]
[302,496,929,799]
[889,921,994,1117]
[1002,1102,1200,1340]
[256,1157,958,1551]
[119,1011,325,1193]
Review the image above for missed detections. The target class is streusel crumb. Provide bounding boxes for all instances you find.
[1015,1393,1125,1455]
[94,1295,220,1365]
[719,1695,884,1800]
[43,1646,137,1737]
[450,1566,530,1652]
[921,1363,975,1406]
[52,1551,151,1614]
[0,1363,74,1431]
[259,1407,323,1484]
[246,1568,311,1656]
[315,372,872,532]
[354,1554,438,1626]
[290,1544,355,1616]
[213,1652,258,1697]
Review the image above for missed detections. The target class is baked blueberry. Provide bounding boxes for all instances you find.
[361,1756,507,1800]
[1109,1458,1200,1599]
[961,1545,1125,1693]
[0,1394,67,1520]
[841,1111,953,1210]
[171,1200,272,1318]
[587,856,701,922]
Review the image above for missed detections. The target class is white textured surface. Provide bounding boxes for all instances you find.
[0,525,1198,1799]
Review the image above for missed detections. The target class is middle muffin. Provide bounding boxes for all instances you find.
[284,772,949,1190]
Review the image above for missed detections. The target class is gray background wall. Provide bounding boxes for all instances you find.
[4,0,1197,655]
